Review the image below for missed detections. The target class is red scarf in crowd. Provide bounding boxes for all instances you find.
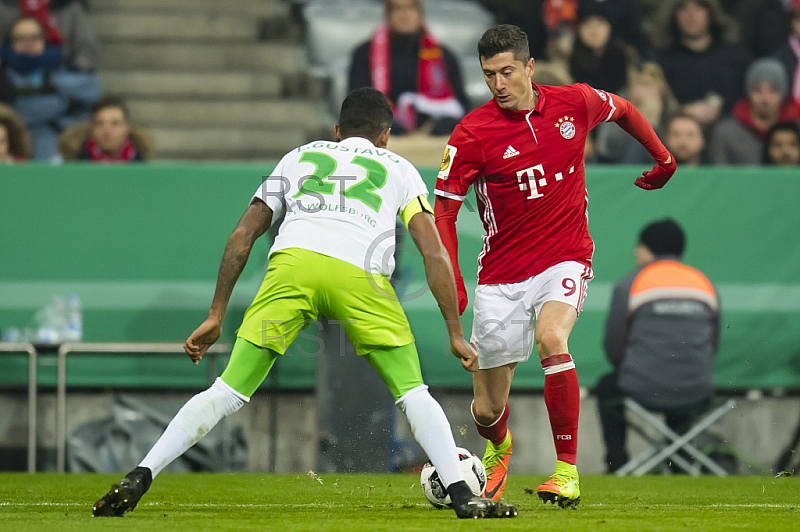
[369,24,459,130]
[732,98,799,140]
[85,137,137,163]
[19,0,63,45]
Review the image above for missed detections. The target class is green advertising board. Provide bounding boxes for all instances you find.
[1,163,798,390]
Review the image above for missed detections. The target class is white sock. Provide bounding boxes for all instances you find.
[139,378,248,477]
[396,384,464,487]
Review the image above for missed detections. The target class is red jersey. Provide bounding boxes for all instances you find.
[435,82,620,285]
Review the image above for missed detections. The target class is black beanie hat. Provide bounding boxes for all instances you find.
[638,218,685,257]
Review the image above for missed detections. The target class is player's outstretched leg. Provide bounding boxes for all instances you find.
[535,460,581,509]
[91,377,247,516]
[93,466,152,517]
[448,482,518,519]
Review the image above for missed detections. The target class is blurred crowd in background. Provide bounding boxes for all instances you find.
[0,0,798,167]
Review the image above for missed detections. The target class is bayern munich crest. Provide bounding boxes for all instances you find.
[555,116,576,140]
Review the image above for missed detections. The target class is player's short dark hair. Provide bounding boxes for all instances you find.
[477,24,531,64]
[338,87,393,141]
[91,96,130,121]
[639,218,686,258]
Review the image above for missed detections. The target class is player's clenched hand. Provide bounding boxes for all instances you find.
[450,336,478,372]
[634,154,676,190]
[184,318,222,365]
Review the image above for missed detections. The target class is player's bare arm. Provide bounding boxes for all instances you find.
[184,198,274,364]
[407,209,477,372]
[433,196,468,315]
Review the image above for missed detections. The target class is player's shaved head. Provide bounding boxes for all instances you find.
[338,87,393,142]
[478,24,531,64]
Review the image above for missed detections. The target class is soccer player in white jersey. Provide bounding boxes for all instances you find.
[92,88,517,520]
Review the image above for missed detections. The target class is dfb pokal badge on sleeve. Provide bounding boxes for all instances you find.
[438,145,457,180]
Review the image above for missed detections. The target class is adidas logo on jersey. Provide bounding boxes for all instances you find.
[503,145,520,159]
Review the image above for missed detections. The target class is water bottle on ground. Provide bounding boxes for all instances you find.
[1,327,22,342]
[63,294,83,342]
[36,297,66,344]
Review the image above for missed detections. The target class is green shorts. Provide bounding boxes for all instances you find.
[221,338,424,400]
[237,248,415,355]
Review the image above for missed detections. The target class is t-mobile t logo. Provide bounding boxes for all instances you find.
[516,164,576,200]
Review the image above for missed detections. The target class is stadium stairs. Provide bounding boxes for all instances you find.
[89,0,326,160]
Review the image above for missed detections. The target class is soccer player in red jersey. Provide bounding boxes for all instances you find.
[434,25,676,508]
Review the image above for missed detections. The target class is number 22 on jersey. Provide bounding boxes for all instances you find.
[292,151,388,213]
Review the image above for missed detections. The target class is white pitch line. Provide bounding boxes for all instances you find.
[0,502,431,509]
[0,502,795,509]
[582,503,795,509]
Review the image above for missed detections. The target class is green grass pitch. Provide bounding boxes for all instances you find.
[0,473,796,531]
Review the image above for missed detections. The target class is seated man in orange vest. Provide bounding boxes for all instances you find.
[348,0,469,136]
[596,218,720,473]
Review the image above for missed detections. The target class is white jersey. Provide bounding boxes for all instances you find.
[254,136,429,277]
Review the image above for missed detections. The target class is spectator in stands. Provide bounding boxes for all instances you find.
[348,0,469,136]
[0,102,32,161]
[481,0,645,63]
[595,63,679,164]
[479,0,645,82]
[58,96,153,162]
[1,16,101,160]
[568,4,633,95]
[476,0,548,59]
[573,0,647,58]
[596,219,720,473]
[708,58,797,165]
[650,0,751,127]
[665,113,707,166]
[763,121,800,166]
[732,0,791,59]
[540,0,578,64]
[0,0,97,71]
[772,1,800,117]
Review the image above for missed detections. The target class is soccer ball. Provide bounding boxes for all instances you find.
[420,447,486,509]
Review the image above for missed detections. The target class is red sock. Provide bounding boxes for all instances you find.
[472,402,509,446]
[542,354,579,465]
